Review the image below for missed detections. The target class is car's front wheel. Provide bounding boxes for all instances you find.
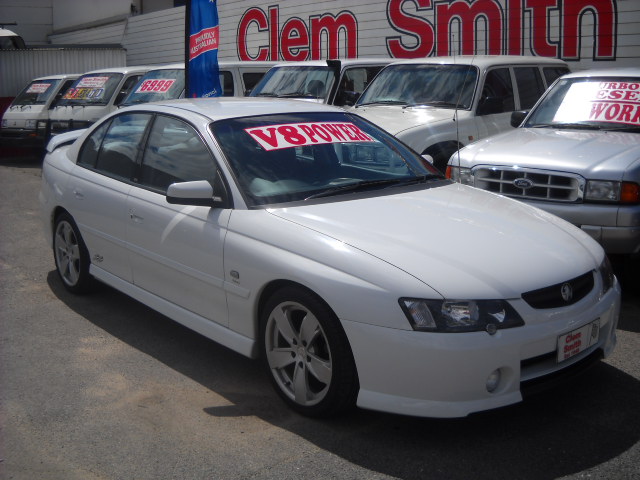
[260,286,359,417]
[53,212,94,293]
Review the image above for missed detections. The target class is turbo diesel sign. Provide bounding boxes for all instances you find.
[235,0,619,63]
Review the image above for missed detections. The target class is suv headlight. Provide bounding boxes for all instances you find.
[585,180,640,204]
[446,166,474,185]
[1,119,7,128]
[25,119,36,129]
[399,298,524,334]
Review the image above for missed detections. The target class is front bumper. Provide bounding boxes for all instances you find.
[0,128,46,148]
[524,200,640,255]
[342,280,620,418]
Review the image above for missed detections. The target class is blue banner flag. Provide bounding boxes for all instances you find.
[187,0,222,98]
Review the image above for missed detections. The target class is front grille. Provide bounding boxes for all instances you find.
[522,271,594,309]
[472,166,584,202]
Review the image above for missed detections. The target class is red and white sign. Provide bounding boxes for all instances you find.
[189,26,220,61]
[135,79,176,93]
[77,76,109,88]
[245,122,375,150]
[555,82,640,126]
[26,83,52,94]
[557,319,600,362]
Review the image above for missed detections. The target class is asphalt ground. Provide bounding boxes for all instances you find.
[1,152,639,480]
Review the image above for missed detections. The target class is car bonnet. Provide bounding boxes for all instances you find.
[353,105,456,136]
[463,128,640,179]
[267,183,602,299]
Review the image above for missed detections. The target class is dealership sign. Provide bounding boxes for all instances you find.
[235,0,618,62]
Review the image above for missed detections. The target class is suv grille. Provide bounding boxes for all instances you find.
[472,167,584,202]
[522,271,594,309]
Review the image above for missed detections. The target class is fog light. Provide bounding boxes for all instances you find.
[486,369,501,393]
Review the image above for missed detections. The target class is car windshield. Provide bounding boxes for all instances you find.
[249,66,334,100]
[12,79,62,105]
[524,76,640,132]
[356,64,478,109]
[121,69,185,106]
[210,112,441,206]
[57,73,124,107]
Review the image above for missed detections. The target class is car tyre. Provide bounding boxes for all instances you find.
[260,286,359,417]
[53,212,94,294]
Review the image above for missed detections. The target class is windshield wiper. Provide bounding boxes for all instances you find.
[254,92,279,97]
[305,177,432,200]
[356,100,409,107]
[531,122,602,130]
[404,101,461,109]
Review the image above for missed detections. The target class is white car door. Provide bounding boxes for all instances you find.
[125,114,230,325]
[67,113,151,282]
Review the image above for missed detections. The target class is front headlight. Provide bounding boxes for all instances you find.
[1,119,7,128]
[399,298,524,334]
[446,166,474,185]
[598,256,615,297]
[25,119,37,129]
[585,180,640,204]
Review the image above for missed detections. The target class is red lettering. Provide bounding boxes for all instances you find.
[624,90,640,101]
[338,124,359,141]
[346,124,372,141]
[312,124,332,141]
[237,8,269,61]
[281,18,309,61]
[386,0,435,58]
[507,0,522,55]
[562,0,616,60]
[248,127,279,148]
[605,103,621,120]
[618,104,634,123]
[299,125,319,142]
[277,125,307,145]
[528,0,559,57]
[321,123,348,141]
[590,102,607,119]
[269,6,279,61]
[436,0,503,55]
[610,90,623,100]
[310,12,358,60]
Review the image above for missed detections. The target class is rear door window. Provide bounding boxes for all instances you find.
[514,67,546,109]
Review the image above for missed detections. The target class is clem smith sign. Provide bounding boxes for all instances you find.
[223,0,635,70]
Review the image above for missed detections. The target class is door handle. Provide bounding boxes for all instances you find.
[129,211,144,224]
[72,189,84,199]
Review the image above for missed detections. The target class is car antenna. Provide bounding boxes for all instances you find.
[452,43,475,179]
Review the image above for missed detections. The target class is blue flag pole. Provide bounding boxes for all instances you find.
[186,0,222,98]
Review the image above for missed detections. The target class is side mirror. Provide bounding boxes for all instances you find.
[510,110,529,128]
[166,180,219,206]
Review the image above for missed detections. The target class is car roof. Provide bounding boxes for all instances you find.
[271,58,392,68]
[32,73,80,81]
[560,67,640,79]
[387,55,568,68]
[122,97,345,122]
[81,65,155,75]
[143,61,279,72]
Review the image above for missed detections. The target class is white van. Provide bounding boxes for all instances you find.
[120,61,277,107]
[0,73,79,149]
[48,65,153,136]
[249,59,392,106]
[352,55,570,172]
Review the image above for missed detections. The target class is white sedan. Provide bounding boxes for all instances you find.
[40,98,620,418]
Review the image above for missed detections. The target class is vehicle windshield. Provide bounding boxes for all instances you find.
[11,79,62,105]
[356,64,478,109]
[249,66,334,100]
[210,112,441,207]
[524,76,640,132]
[121,69,185,106]
[57,73,124,107]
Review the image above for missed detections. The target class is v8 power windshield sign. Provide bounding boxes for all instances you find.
[246,122,374,150]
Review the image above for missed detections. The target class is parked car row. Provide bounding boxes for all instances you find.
[16,54,637,419]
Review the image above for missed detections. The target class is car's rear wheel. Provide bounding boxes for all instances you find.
[260,286,358,417]
[53,212,93,293]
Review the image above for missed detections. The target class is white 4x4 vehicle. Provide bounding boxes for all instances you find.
[448,69,640,256]
[353,55,569,172]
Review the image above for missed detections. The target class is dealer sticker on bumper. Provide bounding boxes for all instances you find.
[557,319,600,363]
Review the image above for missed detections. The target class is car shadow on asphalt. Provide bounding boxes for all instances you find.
[47,270,640,480]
